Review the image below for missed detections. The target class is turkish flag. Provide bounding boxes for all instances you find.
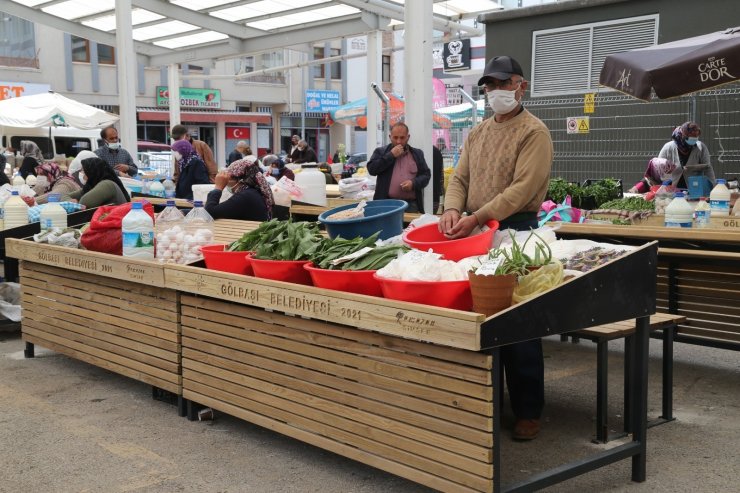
[226,127,250,140]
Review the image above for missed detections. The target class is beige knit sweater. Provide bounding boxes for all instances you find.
[444,109,553,223]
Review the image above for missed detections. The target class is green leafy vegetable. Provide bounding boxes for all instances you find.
[228,220,324,261]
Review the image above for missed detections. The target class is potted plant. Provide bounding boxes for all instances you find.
[468,230,552,316]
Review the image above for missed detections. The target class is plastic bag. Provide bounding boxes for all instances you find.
[338,177,371,198]
[537,195,583,227]
[0,282,21,322]
[512,262,564,303]
[80,201,155,255]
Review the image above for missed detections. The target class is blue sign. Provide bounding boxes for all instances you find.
[305,90,341,112]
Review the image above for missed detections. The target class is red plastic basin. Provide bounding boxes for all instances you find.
[402,219,499,261]
[249,255,313,286]
[200,244,253,275]
[304,263,382,297]
[373,273,472,311]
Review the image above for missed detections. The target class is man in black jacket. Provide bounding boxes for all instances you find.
[366,123,431,213]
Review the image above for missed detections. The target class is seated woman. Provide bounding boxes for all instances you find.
[68,157,130,208]
[262,154,295,181]
[659,121,714,188]
[173,139,210,200]
[19,140,45,179]
[34,152,91,203]
[628,157,683,193]
[205,156,274,221]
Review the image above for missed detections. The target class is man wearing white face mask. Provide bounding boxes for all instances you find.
[440,55,553,441]
[94,126,138,177]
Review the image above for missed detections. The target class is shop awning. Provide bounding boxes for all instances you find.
[137,107,271,124]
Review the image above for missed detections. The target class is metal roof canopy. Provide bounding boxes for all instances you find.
[5,0,492,66]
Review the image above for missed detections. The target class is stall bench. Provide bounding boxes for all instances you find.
[564,313,686,443]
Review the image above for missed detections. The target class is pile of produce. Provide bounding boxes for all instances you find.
[482,230,553,276]
[157,225,214,264]
[309,232,407,271]
[377,250,481,281]
[598,197,655,212]
[562,247,627,272]
[228,219,323,261]
[512,262,564,303]
[547,178,622,210]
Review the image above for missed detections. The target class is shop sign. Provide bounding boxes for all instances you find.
[443,39,471,72]
[0,82,50,101]
[305,90,340,112]
[156,86,221,109]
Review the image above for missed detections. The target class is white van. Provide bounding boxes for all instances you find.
[0,126,101,160]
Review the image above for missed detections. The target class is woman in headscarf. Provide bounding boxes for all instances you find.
[68,157,130,208]
[262,154,295,181]
[18,140,45,179]
[658,122,714,188]
[33,159,84,204]
[627,157,683,194]
[172,139,210,200]
[205,155,274,221]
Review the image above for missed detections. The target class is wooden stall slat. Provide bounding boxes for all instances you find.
[675,325,740,343]
[183,378,492,493]
[185,295,492,370]
[184,347,492,453]
[21,276,179,324]
[182,325,492,427]
[182,304,491,393]
[22,327,180,392]
[183,388,488,493]
[23,318,179,374]
[183,360,491,473]
[22,285,179,338]
[20,262,178,304]
[23,305,178,363]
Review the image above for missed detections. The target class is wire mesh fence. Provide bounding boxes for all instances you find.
[442,83,740,188]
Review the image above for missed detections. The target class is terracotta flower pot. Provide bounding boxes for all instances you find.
[468,272,518,317]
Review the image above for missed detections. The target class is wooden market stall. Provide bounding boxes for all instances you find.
[557,222,740,351]
[6,219,660,492]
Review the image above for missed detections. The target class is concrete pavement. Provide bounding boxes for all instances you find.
[1,329,738,492]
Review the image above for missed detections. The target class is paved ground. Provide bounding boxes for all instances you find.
[1,329,738,493]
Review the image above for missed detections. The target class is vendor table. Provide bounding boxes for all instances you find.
[7,220,659,491]
[557,222,740,350]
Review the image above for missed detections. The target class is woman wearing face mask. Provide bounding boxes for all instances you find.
[33,158,85,204]
[68,157,130,207]
[18,140,45,179]
[205,156,274,221]
[262,155,295,181]
[657,121,714,188]
[172,139,210,200]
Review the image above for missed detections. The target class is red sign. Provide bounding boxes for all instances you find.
[226,127,250,140]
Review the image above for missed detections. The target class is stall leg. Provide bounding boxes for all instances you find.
[24,342,35,358]
[623,334,634,433]
[186,400,197,421]
[660,326,675,422]
[178,396,188,418]
[492,347,502,493]
[631,316,649,482]
[595,340,609,443]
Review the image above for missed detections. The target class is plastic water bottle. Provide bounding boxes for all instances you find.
[148,180,165,198]
[709,179,731,216]
[12,174,25,187]
[162,176,176,198]
[141,179,150,195]
[25,174,37,187]
[122,202,154,260]
[39,193,67,231]
[694,197,711,228]
[182,201,215,264]
[4,190,29,229]
[155,200,185,263]
[664,191,693,228]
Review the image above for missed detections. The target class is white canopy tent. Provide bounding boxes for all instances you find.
[0,92,119,130]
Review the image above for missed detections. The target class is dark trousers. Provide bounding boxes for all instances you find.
[498,215,545,420]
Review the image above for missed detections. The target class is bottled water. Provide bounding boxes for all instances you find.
[122,202,154,260]
[39,193,67,231]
